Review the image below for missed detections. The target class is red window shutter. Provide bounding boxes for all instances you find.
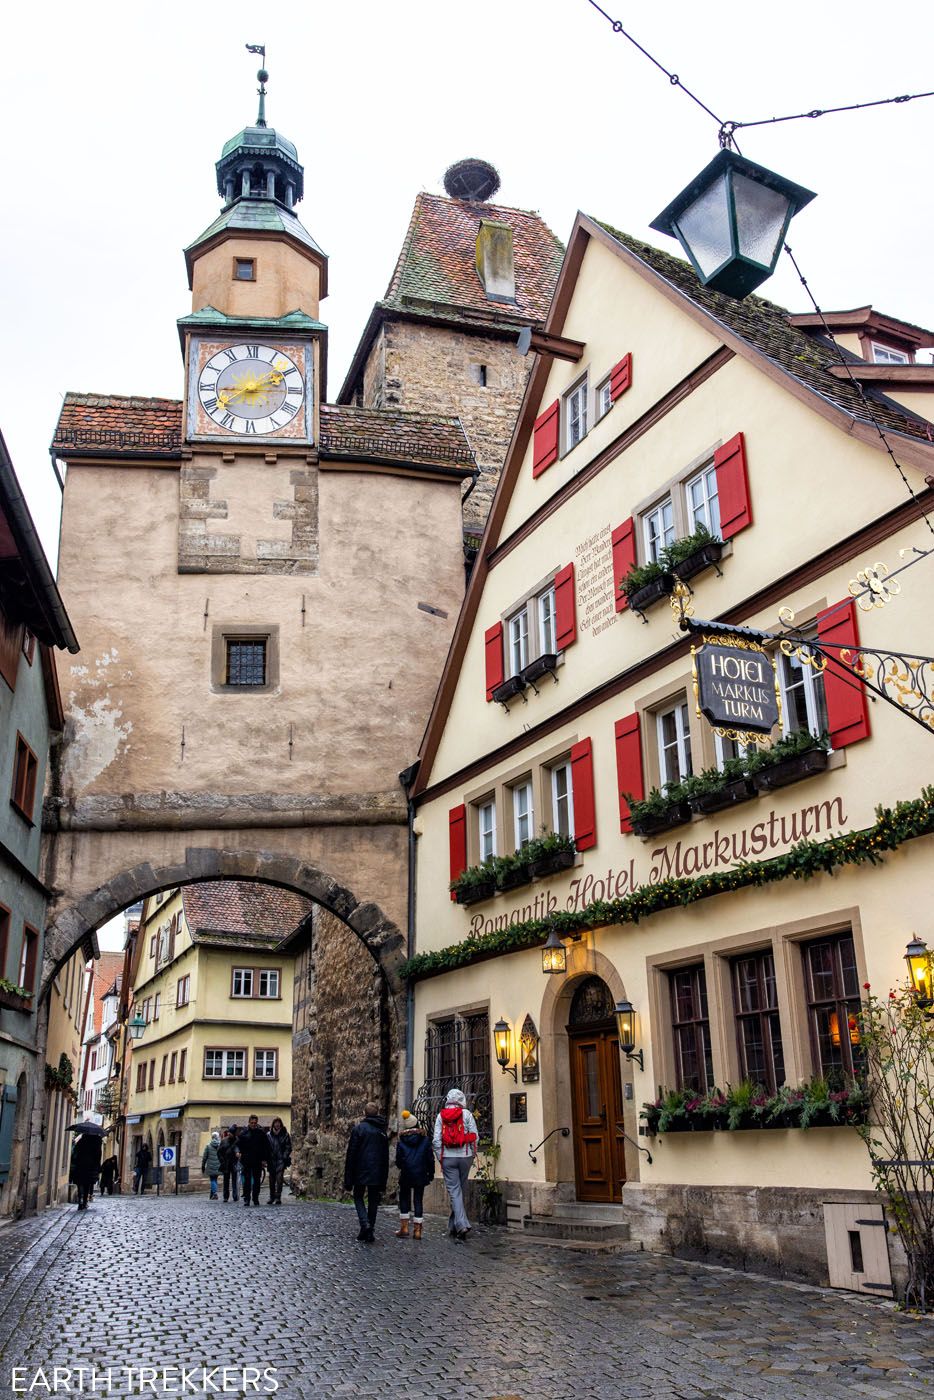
[614,713,644,833]
[570,738,596,851]
[611,518,636,613]
[449,804,467,901]
[817,599,871,748]
[609,353,633,401]
[554,564,577,650]
[532,400,560,477]
[713,432,752,539]
[484,622,504,701]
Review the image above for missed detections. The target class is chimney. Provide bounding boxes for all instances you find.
[476,220,516,304]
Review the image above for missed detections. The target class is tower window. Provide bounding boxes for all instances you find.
[233,258,256,282]
[469,363,488,387]
[226,639,267,686]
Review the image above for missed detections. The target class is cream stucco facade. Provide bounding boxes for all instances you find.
[409,215,934,1286]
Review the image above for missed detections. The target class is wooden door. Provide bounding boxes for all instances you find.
[568,1029,626,1202]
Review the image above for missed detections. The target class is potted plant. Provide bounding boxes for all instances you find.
[748,728,830,791]
[694,1088,729,1131]
[641,1099,662,1136]
[764,1083,806,1129]
[664,524,724,582]
[525,830,576,878]
[628,784,693,837]
[687,759,756,815]
[475,1135,505,1225]
[495,851,532,893]
[619,558,674,614]
[521,652,558,685]
[657,1087,692,1132]
[491,673,528,705]
[0,977,33,1013]
[725,1080,768,1131]
[450,859,497,906]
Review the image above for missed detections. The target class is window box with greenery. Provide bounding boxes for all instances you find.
[641,1076,868,1136]
[748,728,830,791]
[0,977,33,1012]
[666,524,724,582]
[495,851,533,893]
[450,860,498,906]
[627,786,693,837]
[619,559,675,614]
[686,760,757,815]
[525,831,577,878]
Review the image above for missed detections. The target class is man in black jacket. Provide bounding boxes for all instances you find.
[238,1116,270,1207]
[218,1125,240,1203]
[343,1102,389,1242]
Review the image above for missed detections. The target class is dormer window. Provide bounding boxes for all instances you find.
[870,342,911,365]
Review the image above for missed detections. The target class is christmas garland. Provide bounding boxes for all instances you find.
[401,788,934,982]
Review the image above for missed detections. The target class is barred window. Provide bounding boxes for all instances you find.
[418,1011,491,1140]
[226,639,267,686]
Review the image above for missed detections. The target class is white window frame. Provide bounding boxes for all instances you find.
[254,1049,278,1079]
[550,761,574,839]
[564,375,588,452]
[778,636,829,742]
[508,607,529,676]
[204,1049,245,1079]
[512,780,534,850]
[643,496,675,563]
[538,585,556,657]
[232,967,254,999]
[595,376,612,420]
[478,799,496,862]
[714,731,757,770]
[257,969,280,999]
[870,341,910,365]
[656,700,693,786]
[685,462,721,537]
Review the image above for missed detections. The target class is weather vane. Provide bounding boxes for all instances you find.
[245,44,268,127]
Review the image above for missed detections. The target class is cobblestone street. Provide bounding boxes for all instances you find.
[0,1195,932,1400]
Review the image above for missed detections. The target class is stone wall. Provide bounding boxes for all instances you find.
[290,908,395,1201]
[361,321,532,529]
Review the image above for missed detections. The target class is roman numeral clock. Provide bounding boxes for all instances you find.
[185,338,313,442]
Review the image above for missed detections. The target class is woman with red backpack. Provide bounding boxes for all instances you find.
[432,1087,479,1241]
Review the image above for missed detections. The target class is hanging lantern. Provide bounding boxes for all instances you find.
[127,1011,147,1041]
[650,149,816,299]
[541,927,567,975]
[905,936,933,1007]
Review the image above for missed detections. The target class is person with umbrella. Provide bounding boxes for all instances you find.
[67,1121,105,1211]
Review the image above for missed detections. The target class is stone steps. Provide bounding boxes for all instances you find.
[522,1211,632,1245]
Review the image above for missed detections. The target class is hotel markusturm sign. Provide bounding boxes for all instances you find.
[695,640,780,733]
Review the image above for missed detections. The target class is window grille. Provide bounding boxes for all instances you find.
[416,1012,491,1140]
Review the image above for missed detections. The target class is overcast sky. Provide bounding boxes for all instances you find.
[4,2,933,561]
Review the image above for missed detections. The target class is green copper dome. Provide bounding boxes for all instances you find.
[215,115,304,210]
[220,124,299,164]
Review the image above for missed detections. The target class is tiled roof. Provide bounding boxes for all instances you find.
[384,192,563,327]
[319,404,476,471]
[600,224,934,443]
[182,881,311,946]
[89,954,124,1035]
[52,394,183,455]
[186,199,325,260]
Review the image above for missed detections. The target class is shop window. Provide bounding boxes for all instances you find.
[779,633,829,740]
[670,964,714,1092]
[656,699,693,786]
[564,374,588,452]
[10,734,38,824]
[731,950,785,1093]
[803,933,862,1079]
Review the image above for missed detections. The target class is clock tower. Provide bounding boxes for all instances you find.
[180,62,326,451]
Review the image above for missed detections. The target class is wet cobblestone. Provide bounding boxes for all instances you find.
[0,1195,932,1398]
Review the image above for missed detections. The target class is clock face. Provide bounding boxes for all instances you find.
[197,343,306,436]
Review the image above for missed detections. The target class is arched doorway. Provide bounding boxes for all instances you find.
[567,976,625,1203]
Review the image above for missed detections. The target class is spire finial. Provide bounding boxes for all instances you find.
[245,44,268,127]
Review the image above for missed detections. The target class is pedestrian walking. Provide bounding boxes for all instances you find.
[343,1101,389,1243]
[395,1109,434,1240]
[218,1125,240,1202]
[202,1131,222,1201]
[132,1142,152,1195]
[266,1117,292,1205]
[432,1087,479,1241]
[70,1130,103,1211]
[99,1154,118,1195]
[238,1115,271,1207]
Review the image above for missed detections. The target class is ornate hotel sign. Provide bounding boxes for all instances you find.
[692,635,781,742]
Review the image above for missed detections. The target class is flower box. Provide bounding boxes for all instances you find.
[753,747,829,791]
[631,801,693,837]
[626,572,674,614]
[491,674,528,705]
[497,863,532,893]
[0,987,32,1013]
[529,848,576,879]
[521,653,558,685]
[671,539,724,582]
[454,880,496,906]
[690,777,756,815]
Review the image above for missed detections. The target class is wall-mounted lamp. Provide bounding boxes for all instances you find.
[493,1017,518,1081]
[614,1000,644,1071]
[127,1011,147,1041]
[905,936,933,1009]
[541,927,567,975]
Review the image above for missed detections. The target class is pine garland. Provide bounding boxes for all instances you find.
[401,788,934,982]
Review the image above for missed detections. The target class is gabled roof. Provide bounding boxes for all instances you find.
[410,213,934,799]
[788,306,934,350]
[88,954,124,1036]
[182,881,311,950]
[185,197,327,293]
[338,192,563,402]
